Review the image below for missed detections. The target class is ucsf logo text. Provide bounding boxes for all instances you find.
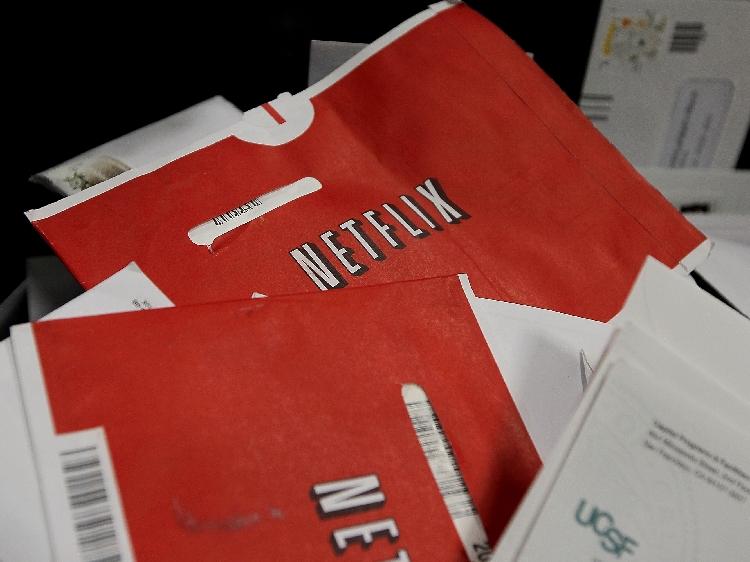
[574,499,638,558]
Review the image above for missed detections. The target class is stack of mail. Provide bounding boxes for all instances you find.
[5,2,747,561]
[493,258,750,560]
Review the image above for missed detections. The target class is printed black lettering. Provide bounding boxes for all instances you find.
[383,203,426,238]
[340,219,385,261]
[415,178,469,223]
[330,519,399,554]
[363,210,404,249]
[311,474,385,518]
[289,243,347,291]
[320,230,367,276]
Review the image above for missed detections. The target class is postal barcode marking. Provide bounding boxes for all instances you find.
[670,22,706,53]
[580,93,613,122]
[61,444,123,562]
[402,384,491,562]
[405,400,476,518]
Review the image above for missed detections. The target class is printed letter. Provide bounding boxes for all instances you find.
[383,203,426,238]
[289,243,346,291]
[311,474,385,518]
[340,218,384,260]
[415,178,468,224]
[363,210,404,249]
[331,519,399,553]
[320,230,366,275]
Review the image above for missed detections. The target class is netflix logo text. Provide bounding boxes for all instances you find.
[311,474,410,561]
[289,178,469,290]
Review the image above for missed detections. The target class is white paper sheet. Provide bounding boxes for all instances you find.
[613,256,750,400]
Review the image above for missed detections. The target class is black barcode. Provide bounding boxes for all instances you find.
[405,396,478,520]
[61,445,123,562]
[670,22,706,53]
[579,93,613,123]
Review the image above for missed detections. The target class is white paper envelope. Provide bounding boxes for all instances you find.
[580,0,750,168]
[493,321,750,560]
[599,323,750,430]
[508,357,750,560]
[0,340,51,562]
[613,256,750,401]
[0,263,173,562]
[31,96,242,195]
[493,255,750,560]
[461,275,613,461]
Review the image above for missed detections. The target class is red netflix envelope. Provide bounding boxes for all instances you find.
[12,276,539,561]
[27,2,707,321]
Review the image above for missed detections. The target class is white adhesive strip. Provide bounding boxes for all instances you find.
[402,383,492,562]
[187,177,322,247]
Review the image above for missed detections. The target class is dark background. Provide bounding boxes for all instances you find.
[4,1,746,301]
